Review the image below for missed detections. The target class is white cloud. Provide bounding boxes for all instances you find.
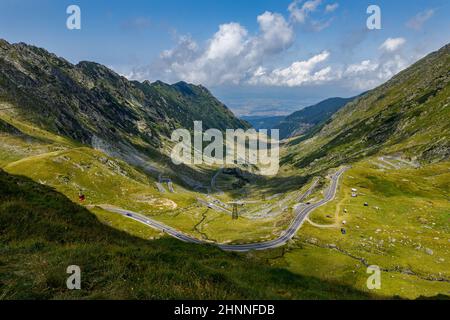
[257,11,295,53]
[205,23,248,60]
[288,0,334,32]
[341,50,410,90]
[247,36,411,90]
[376,54,409,80]
[126,3,413,90]
[310,18,333,32]
[379,37,406,52]
[344,60,379,75]
[289,0,322,24]
[406,9,434,30]
[126,1,341,86]
[171,23,249,85]
[249,51,333,87]
[160,36,198,61]
[130,35,200,82]
[130,10,298,86]
[325,3,339,13]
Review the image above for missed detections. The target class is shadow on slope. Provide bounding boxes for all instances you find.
[0,170,377,300]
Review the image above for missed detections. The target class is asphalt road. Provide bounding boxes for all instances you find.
[98,167,348,252]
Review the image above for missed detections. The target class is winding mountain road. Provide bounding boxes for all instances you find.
[97,167,348,252]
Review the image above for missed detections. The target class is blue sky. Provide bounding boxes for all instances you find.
[0,0,449,115]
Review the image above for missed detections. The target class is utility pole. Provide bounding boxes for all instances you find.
[228,201,246,220]
[232,203,239,220]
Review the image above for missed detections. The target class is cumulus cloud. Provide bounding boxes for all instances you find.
[130,10,298,86]
[166,23,249,85]
[288,0,335,32]
[205,23,248,60]
[379,37,406,52]
[246,36,410,90]
[257,11,295,53]
[127,1,341,86]
[246,40,411,90]
[289,0,322,23]
[344,60,379,76]
[339,38,411,90]
[325,3,339,13]
[406,9,434,30]
[249,51,333,86]
[310,18,333,32]
[161,36,199,63]
[127,4,410,91]
[339,56,408,90]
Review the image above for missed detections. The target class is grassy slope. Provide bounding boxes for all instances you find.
[3,115,448,299]
[0,114,302,249]
[0,169,373,300]
[265,45,450,299]
[277,97,355,139]
[282,44,450,172]
[1,42,449,300]
[271,160,450,299]
[1,144,294,244]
